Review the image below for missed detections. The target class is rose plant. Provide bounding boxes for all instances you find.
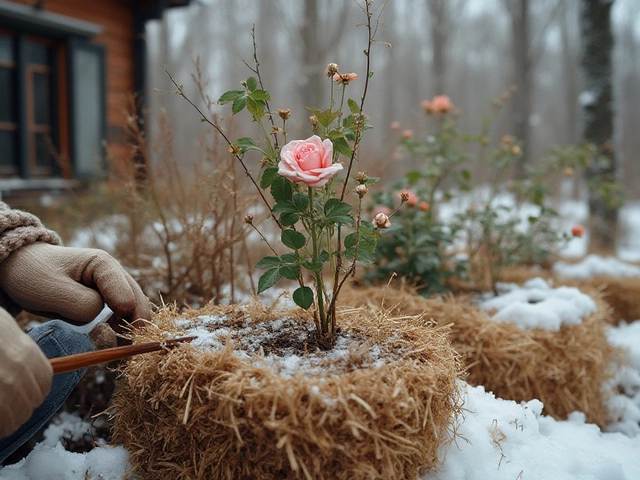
[167,4,394,345]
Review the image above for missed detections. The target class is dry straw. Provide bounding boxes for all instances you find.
[465,263,640,325]
[557,276,640,325]
[341,281,621,427]
[112,301,464,479]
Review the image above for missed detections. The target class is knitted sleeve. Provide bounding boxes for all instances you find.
[0,202,61,315]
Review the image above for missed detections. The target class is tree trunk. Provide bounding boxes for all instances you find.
[300,0,323,109]
[579,0,618,254]
[428,0,448,95]
[510,0,532,179]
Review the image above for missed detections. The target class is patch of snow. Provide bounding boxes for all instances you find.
[554,254,640,280]
[0,443,130,480]
[480,277,597,331]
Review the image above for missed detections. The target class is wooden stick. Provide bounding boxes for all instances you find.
[50,336,196,375]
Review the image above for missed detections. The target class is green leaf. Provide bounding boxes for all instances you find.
[330,215,354,225]
[280,253,297,263]
[257,268,281,294]
[272,201,298,214]
[270,176,293,202]
[344,232,357,249]
[332,137,352,158]
[256,256,282,269]
[347,98,360,114]
[246,77,258,92]
[302,260,324,273]
[235,137,259,154]
[232,96,247,115]
[281,230,307,250]
[307,108,340,128]
[218,89,245,105]
[247,97,265,120]
[344,246,375,264]
[260,167,279,189]
[250,89,271,101]
[280,212,300,226]
[324,198,352,217]
[279,264,300,280]
[363,177,380,186]
[293,286,314,310]
[324,197,354,225]
[292,193,309,212]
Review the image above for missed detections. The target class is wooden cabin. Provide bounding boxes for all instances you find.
[0,0,190,198]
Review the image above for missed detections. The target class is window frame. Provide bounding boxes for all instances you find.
[0,16,105,182]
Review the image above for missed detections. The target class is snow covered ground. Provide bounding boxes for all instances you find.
[3,201,640,479]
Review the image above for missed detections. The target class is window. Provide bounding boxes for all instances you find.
[0,25,105,182]
[0,32,17,176]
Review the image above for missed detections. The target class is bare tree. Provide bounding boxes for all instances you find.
[427,0,448,95]
[299,0,350,109]
[502,0,563,177]
[579,0,618,253]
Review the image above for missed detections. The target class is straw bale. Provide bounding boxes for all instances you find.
[112,302,463,480]
[341,283,619,427]
[555,276,640,324]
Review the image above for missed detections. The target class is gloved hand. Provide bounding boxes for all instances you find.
[0,308,52,438]
[0,243,150,326]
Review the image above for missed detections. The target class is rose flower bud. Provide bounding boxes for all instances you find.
[571,225,585,238]
[419,201,430,212]
[400,190,418,207]
[277,109,291,121]
[326,63,339,77]
[374,212,391,229]
[354,184,368,197]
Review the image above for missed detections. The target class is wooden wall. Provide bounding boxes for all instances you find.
[9,0,135,162]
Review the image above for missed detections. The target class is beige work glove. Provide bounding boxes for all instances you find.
[0,243,150,326]
[0,308,52,438]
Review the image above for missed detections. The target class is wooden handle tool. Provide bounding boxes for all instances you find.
[50,336,196,375]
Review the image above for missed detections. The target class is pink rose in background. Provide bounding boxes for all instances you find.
[278,135,343,188]
[431,95,453,114]
[402,129,414,139]
[372,205,391,216]
[399,190,419,206]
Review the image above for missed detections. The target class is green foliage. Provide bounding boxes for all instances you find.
[217,51,380,337]
[367,92,624,295]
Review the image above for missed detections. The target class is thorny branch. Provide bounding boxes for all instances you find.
[163,68,283,230]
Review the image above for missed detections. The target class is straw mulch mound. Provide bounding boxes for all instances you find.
[341,282,620,427]
[555,276,640,325]
[112,302,464,480]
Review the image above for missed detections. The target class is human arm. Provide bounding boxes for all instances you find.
[0,307,52,438]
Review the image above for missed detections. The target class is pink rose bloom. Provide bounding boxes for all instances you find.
[278,135,343,188]
[333,72,358,85]
[431,95,453,114]
[402,129,414,139]
[372,205,391,216]
[390,121,401,131]
[420,100,432,112]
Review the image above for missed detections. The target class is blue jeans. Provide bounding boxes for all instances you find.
[0,320,94,464]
